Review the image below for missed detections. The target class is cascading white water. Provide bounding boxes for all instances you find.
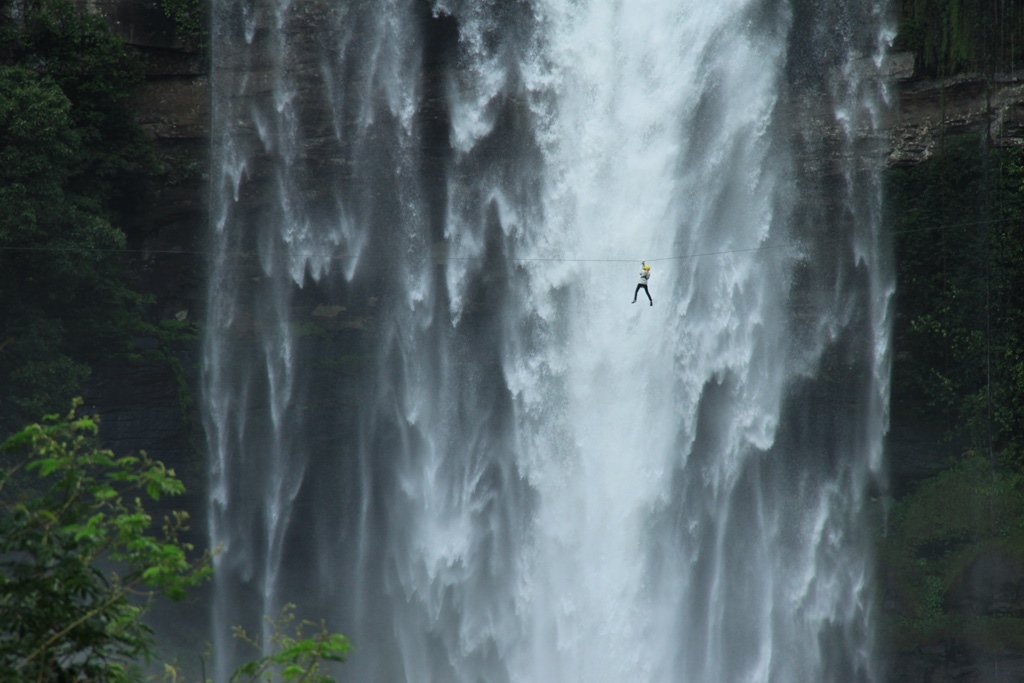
[203,0,894,681]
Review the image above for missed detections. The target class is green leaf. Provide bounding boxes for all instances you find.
[28,458,63,477]
[281,664,305,680]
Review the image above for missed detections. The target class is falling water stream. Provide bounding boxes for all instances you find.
[203,0,894,680]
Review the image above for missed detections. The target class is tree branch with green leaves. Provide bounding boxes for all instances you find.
[229,604,351,683]
[0,399,212,682]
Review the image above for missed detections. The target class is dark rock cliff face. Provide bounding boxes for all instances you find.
[71,4,215,660]
[74,4,1024,679]
[89,0,209,321]
[888,68,1024,166]
[75,0,210,572]
[884,56,1024,488]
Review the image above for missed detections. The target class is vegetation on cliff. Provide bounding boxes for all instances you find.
[0,0,151,432]
[0,402,210,681]
[897,0,1024,76]
[883,137,1024,654]
[889,138,1024,461]
[0,403,350,682]
[159,0,205,44]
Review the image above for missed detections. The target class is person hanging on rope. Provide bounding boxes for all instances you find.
[632,261,652,306]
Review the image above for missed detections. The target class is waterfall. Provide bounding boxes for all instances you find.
[202,0,895,681]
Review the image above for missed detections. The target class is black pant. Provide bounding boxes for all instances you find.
[633,283,651,303]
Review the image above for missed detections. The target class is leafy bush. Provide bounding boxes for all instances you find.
[0,401,211,682]
[0,0,151,430]
[1,404,351,682]
[230,604,351,683]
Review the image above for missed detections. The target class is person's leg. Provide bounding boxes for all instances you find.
[642,284,652,304]
[633,284,642,302]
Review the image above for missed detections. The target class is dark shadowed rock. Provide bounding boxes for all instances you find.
[83,0,183,50]
[888,647,1024,683]
[889,70,1024,166]
[948,550,1024,617]
[82,357,194,466]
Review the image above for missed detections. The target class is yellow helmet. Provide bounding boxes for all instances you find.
[643,263,651,271]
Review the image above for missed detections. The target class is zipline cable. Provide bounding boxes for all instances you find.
[0,216,1019,263]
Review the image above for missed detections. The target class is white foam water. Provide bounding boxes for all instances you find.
[203,1,894,681]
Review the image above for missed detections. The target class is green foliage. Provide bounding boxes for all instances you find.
[888,137,1024,463]
[230,605,351,683]
[879,456,1024,648]
[11,0,150,204]
[159,0,205,44]
[884,135,1024,653]
[0,0,152,430]
[4,318,90,421]
[0,405,349,683]
[0,400,211,682]
[897,0,1024,77]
